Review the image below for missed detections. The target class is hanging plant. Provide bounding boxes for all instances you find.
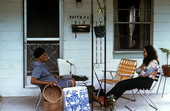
[94,0,106,38]
[94,25,105,38]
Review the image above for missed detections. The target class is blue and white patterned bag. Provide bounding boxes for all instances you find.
[63,86,90,111]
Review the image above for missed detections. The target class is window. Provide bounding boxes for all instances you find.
[27,0,59,38]
[114,0,153,52]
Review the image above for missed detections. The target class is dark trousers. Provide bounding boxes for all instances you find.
[106,77,153,100]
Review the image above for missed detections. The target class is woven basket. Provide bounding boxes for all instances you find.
[42,84,63,111]
[43,84,63,103]
[43,100,62,111]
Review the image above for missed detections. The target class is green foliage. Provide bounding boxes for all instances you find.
[160,48,170,65]
[160,48,170,54]
[107,95,116,111]
[101,95,116,111]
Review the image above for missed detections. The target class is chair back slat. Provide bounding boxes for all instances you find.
[116,58,137,81]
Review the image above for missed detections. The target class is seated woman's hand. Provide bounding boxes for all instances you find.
[54,75,60,80]
[48,81,58,87]
[136,68,142,74]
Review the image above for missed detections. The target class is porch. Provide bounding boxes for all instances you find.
[0,82,170,111]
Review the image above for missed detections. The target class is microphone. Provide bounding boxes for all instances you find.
[66,60,74,66]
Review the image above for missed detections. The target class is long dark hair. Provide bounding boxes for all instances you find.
[143,45,159,66]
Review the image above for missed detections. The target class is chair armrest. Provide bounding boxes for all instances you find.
[101,70,117,80]
[119,74,134,76]
[119,74,134,81]
[102,70,117,73]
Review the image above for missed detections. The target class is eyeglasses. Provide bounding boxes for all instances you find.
[42,53,48,56]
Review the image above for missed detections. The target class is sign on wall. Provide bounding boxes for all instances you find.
[69,14,91,25]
